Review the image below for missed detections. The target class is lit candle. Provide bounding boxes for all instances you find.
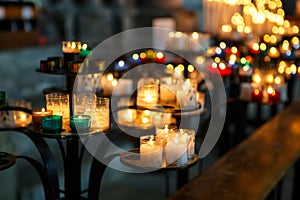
[267,86,281,104]
[180,129,196,160]
[140,135,163,168]
[137,79,159,108]
[251,89,263,103]
[62,41,82,68]
[160,77,176,104]
[118,109,136,124]
[70,115,91,131]
[32,108,53,128]
[165,133,188,166]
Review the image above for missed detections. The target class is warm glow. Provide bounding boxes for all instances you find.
[220,42,227,49]
[175,31,183,38]
[214,57,221,63]
[167,64,174,70]
[230,54,237,62]
[231,47,238,54]
[196,56,205,64]
[191,32,199,40]
[274,76,281,85]
[277,8,285,16]
[140,52,147,60]
[42,108,45,112]
[278,27,285,35]
[252,11,266,24]
[219,62,226,70]
[243,65,250,71]
[188,64,195,72]
[292,37,299,45]
[244,26,252,33]
[132,53,139,60]
[290,64,297,74]
[292,26,299,34]
[215,47,222,55]
[264,34,271,43]
[265,74,274,84]
[112,79,118,86]
[21,113,27,121]
[267,86,275,95]
[252,73,262,84]
[107,73,114,81]
[282,40,290,51]
[222,24,232,33]
[260,43,267,51]
[285,67,291,75]
[252,43,260,51]
[254,89,260,95]
[298,66,300,74]
[240,57,246,64]
[156,52,164,59]
[270,35,278,44]
[145,94,154,102]
[283,20,290,28]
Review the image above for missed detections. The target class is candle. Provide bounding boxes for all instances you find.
[160,77,176,104]
[118,109,136,124]
[140,135,163,168]
[137,78,159,108]
[70,115,91,131]
[32,108,53,128]
[180,129,196,160]
[165,133,188,166]
[176,79,197,109]
[94,97,110,131]
[251,89,263,103]
[267,86,280,104]
[41,115,62,132]
[62,41,82,68]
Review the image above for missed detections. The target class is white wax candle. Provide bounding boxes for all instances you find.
[165,135,188,166]
[140,140,163,168]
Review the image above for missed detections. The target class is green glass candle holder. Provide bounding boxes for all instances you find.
[41,115,62,132]
[70,114,91,131]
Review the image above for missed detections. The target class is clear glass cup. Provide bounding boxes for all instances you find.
[95,97,110,131]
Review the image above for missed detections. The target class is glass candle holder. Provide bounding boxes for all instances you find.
[159,77,176,104]
[46,92,70,129]
[41,115,62,132]
[95,97,110,131]
[117,109,137,124]
[165,132,188,167]
[137,78,159,108]
[179,129,196,160]
[62,41,82,68]
[140,135,164,168]
[70,114,91,131]
[32,108,53,128]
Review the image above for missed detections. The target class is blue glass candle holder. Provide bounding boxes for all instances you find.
[41,115,62,132]
[70,115,91,131]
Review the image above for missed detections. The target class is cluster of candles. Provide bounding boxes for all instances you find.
[39,41,105,73]
[166,31,211,52]
[137,77,198,110]
[139,125,195,168]
[30,92,110,133]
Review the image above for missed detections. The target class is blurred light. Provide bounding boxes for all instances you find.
[274,76,281,85]
[112,79,118,86]
[214,57,221,63]
[230,54,237,62]
[272,26,279,34]
[82,43,88,50]
[215,47,222,55]
[231,46,238,54]
[155,52,164,59]
[291,64,297,74]
[188,64,195,72]
[212,62,218,68]
[244,26,252,33]
[264,34,271,42]
[167,64,174,70]
[252,43,260,51]
[292,26,299,34]
[107,73,114,81]
[240,57,247,64]
[118,60,125,68]
[219,62,226,70]
[132,53,139,61]
[260,43,267,51]
[220,42,227,49]
[196,56,205,64]
[222,24,232,33]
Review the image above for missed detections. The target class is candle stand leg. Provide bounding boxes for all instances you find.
[64,138,81,200]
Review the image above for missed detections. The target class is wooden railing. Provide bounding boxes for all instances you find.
[168,98,300,200]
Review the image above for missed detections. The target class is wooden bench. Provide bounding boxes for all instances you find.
[168,98,300,200]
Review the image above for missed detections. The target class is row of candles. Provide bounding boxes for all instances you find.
[140,125,196,168]
[28,92,110,133]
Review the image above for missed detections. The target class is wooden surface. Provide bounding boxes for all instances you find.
[168,98,300,200]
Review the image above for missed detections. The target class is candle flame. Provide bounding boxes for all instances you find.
[42,108,45,112]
